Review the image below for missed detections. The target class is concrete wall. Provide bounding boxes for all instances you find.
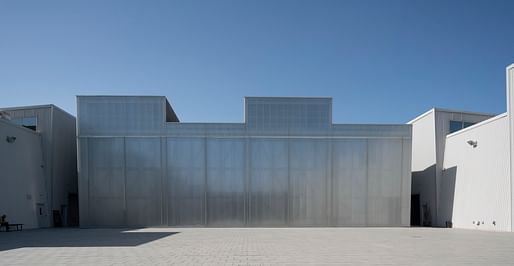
[0,119,47,229]
[443,114,510,231]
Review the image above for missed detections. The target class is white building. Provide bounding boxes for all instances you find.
[410,63,514,231]
[0,105,78,229]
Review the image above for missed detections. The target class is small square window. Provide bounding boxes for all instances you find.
[449,120,463,134]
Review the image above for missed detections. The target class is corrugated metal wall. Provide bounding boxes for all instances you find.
[77,96,412,227]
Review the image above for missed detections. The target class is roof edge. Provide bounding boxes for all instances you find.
[407,108,435,124]
[446,112,508,138]
[0,104,75,119]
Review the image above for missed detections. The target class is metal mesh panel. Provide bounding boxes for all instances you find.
[289,139,329,226]
[77,96,412,227]
[249,139,288,226]
[167,138,206,226]
[125,138,162,226]
[78,96,165,136]
[332,139,368,226]
[367,139,403,226]
[246,97,331,136]
[166,123,246,137]
[332,124,411,138]
[78,138,89,226]
[87,138,125,226]
[206,138,245,226]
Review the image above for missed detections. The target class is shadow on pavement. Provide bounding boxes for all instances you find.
[0,228,178,251]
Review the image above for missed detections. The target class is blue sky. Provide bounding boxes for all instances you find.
[0,0,513,123]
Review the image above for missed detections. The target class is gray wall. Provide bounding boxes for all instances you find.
[77,96,412,227]
[0,119,47,229]
[2,105,77,227]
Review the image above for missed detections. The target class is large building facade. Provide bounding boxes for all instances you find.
[410,63,514,232]
[0,105,78,228]
[408,108,493,227]
[77,96,412,227]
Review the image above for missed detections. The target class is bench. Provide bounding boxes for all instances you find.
[0,223,23,232]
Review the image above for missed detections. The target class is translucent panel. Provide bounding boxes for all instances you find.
[332,140,368,226]
[166,123,246,137]
[77,138,89,226]
[367,139,403,226]
[77,96,165,136]
[167,138,206,226]
[245,97,331,135]
[289,139,329,226]
[332,124,411,138]
[87,138,125,226]
[77,96,413,227]
[206,138,245,226]
[125,138,162,226]
[249,139,288,226]
[401,138,412,226]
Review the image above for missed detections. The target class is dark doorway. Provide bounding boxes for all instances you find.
[67,193,79,227]
[410,194,421,226]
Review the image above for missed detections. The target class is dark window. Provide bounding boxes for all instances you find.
[12,116,37,131]
[463,122,475,128]
[449,120,475,134]
[449,120,463,134]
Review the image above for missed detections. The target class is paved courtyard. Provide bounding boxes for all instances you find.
[1,227,514,265]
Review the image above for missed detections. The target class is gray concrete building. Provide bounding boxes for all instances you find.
[0,105,78,228]
[77,96,412,227]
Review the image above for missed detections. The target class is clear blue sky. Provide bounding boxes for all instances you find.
[1,0,513,123]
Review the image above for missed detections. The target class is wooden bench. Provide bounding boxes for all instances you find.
[0,223,23,232]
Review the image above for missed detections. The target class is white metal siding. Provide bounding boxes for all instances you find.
[443,115,510,231]
[0,120,47,229]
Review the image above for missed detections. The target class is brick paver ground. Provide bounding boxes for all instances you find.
[1,227,513,265]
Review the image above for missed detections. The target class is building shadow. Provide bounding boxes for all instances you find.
[411,165,457,227]
[0,228,178,251]
[411,164,436,226]
[439,166,457,227]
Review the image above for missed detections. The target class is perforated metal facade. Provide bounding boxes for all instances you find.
[77,96,412,227]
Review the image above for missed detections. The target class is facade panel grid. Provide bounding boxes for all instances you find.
[77,96,411,227]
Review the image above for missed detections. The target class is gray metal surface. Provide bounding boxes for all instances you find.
[125,138,162,226]
[77,96,412,227]
[87,138,125,226]
[249,139,288,226]
[167,138,206,226]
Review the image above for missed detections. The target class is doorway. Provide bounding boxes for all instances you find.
[36,203,48,228]
[410,194,421,226]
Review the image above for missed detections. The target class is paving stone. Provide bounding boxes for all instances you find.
[1,227,513,265]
